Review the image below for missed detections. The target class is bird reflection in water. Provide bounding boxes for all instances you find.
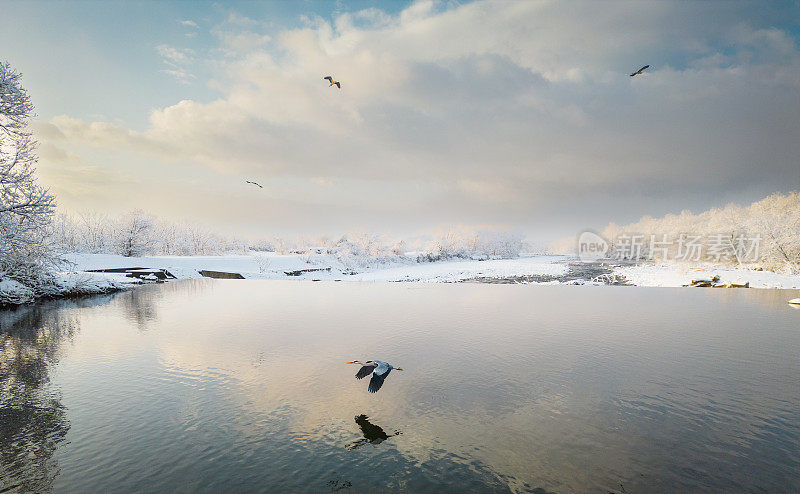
[345,414,402,450]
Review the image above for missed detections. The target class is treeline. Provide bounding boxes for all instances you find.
[417,226,524,261]
[53,211,525,263]
[52,211,250,257]
[254,226,524,270]
[559,192,800,273]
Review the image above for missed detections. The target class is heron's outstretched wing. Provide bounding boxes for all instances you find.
[355,364,376,380]
[324,76,333,82]
[367,360,392,393]
[335,81,341,88]
[368,371,387,393]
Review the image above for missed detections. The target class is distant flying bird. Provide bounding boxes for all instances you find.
[245,180,263,188]
[323,75,341,88]
[346,360,403,393]
[629,65,650,77]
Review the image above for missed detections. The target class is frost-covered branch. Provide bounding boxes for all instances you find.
[1,61,58,301]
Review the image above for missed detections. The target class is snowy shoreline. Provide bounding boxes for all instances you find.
[612,263,800,289]
[0,271,141,307]
[62,252,571,283]
[63,252,800,288]
[3,253,799,308]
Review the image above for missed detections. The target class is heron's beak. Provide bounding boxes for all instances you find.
[346,361,355,364]
[396,368,404,371]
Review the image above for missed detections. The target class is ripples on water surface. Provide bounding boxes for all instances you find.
[1,280,798,493]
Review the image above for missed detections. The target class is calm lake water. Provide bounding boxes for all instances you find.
[1,280,799,493]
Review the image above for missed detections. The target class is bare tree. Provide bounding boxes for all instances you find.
[0,61,56,289]
[116,209,155,257]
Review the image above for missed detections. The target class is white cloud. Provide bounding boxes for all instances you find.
[38,141,81,163]
[211,10,272,54]
[155,44,196,83]
[218,31,271,52]
[41,1,800,237]
[180,19,198,28]
[160,68,195,85]
[226,11,259,27]
[156,44,194,66]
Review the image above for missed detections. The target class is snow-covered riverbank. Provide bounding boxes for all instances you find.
[0,271,140,306]
[62,253,800,288]
[63,252,569,283]
[612,263,800,289]
[5,254,799,307]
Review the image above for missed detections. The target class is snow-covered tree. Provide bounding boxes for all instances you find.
[0,61,57,290]
[52,210,250,256]
[116,210,155,257]
[426,226,523,260]
[585,191,800,272]
[750,192,800,272]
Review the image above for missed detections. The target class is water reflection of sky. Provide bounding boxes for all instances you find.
[2,281,799,493]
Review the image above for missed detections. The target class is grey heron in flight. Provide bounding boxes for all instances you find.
[245,180,263,188]
[630,65,650,77]
[323,75,341,88]
[346,360,403,393]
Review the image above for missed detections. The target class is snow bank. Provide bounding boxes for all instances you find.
[351,255,567,282]
[63,252,568,283]
[613,263,800,289]
[63,252,344,279]
[8,253,799,307]
[0,271,136,306]
[0,278,35,305]
[50,271,140,295]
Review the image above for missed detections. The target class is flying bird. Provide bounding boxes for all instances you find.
[346,360,403,393]
[629,65,650,77]
[323,75,341,88]
[245,180,263,188]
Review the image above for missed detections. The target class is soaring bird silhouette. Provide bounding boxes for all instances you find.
[323,75,341,88]
[245,180,263,188]
[346,360,403,393]
[630,65,650,77]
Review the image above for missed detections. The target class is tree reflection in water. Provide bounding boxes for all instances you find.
[345,414,402,450]
[114,279,209,332]
[117,284,159,331]
[0,300,86,492]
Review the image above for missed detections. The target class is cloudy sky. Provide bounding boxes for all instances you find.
[2,0,799,241]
